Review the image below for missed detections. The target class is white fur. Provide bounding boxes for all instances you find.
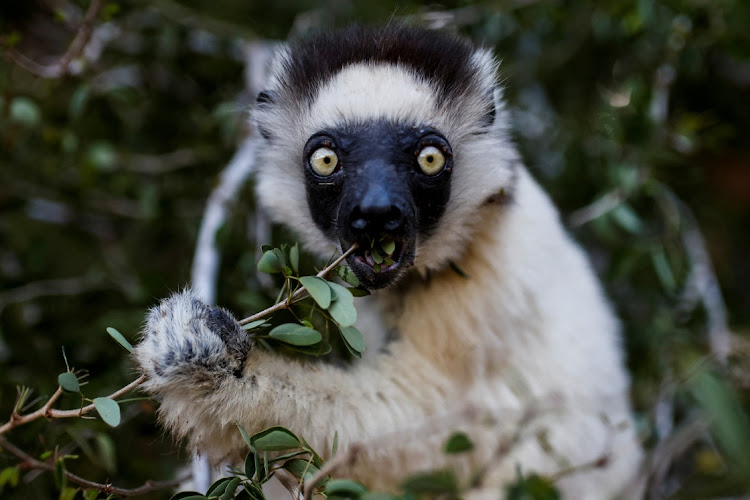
[135,38,643,499]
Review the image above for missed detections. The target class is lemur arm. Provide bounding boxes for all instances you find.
[134,290,452,464]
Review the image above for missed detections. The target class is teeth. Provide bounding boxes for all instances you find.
[364,250,376,267]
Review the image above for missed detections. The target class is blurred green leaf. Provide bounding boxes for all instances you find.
[57,372,80,393]
[250,426,301,452]
[300,276,332,309]
[268,323,322,346]
[93,398,121,427]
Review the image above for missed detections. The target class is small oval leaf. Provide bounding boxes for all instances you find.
[106,327,134,353]
[324,479,368,497]
[340,326,365,353]
[242,319,268,331]
[269,323,322,346]
[444,431,474,454]
[283,459,320,481]
[93,398,121,427]
[221,477,241,500]
[257,251,283,274]
[300,276,332,309]
[289,243,300,274]
[58,372,80,393]
[206,477,232,496]
[169,494,207,500]
[250,426,301,451]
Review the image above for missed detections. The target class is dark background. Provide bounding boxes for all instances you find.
[1,1,749,498]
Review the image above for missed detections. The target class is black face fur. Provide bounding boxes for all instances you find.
[304,121,453,289]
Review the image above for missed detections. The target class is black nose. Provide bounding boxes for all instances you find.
[349,183,405,234]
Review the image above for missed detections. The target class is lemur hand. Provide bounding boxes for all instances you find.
[134,290,253,390]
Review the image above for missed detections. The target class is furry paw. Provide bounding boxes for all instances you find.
[134,289,253,390]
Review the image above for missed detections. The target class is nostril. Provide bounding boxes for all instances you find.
[383,206,403,231]
[349,204,404,234]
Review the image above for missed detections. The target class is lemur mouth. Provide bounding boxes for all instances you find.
[345,237,414,289]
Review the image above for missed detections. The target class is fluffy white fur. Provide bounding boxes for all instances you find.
[135,36,643,499]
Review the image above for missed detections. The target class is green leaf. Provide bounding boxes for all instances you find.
[169,494,207,500]
[257,251,283,274]
[106,327,134,353]
[651,248,677,292]
[268,323,322,346]
[505,473,560,500]
[54,458,67,491]
[337,266,361,287]
[283,459,319,481]
[300,276,332,309]
[444,432,474,454]
[0,466,20,488]
[340,326,365,353]
[242,320,268,331]
[57,372,80,393]
[220,477,241,500]
[9,97,41,128]
[83,490,99,500]
[348,288,370,297]
[692,370,750,475]
[371,248,383,264]
[324,479,368,497]
[610,203,643,234]
[69,85,89,120]
[401,470,457,496]
[381,240,396,255]
[60,487,78,500]
[236,423,253,449]
[289,243,300,274]
[206,477,232,496]
[327,283,357,327]
[250,427,301,451]
[93,398,121,427]
[244,452,256,479]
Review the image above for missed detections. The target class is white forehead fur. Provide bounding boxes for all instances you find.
[253,45,519,272]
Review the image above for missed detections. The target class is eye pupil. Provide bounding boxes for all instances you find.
[426,156,434,163]
[323,157,331,164]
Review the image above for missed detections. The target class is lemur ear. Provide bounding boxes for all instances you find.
[255,90,278,140]
[256,90,277,105]
[480,86,498,128]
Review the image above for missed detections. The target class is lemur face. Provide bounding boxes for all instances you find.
[303,121,453,289]
[252,26,517,290]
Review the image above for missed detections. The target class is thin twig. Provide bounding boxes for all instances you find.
[0,436,184,497]
[568,189,624,228]
[6,0,104,78]
[0,375,146,436]
[239,244,358,326]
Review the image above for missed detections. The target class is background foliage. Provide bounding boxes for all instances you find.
[1,0,749,498]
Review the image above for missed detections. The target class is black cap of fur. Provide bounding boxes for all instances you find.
[280,25,477,105]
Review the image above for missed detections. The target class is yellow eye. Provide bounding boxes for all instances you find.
[417,146,445,175]
[310,147,339,176]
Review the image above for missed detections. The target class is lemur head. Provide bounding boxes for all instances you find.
[253,25,518,289]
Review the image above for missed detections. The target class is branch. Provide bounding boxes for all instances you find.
[0,375,146,436]
[0,436,183,497]
[238,244,358,326]
[0,276,106,313]
[191,139,257,306]
[568,189,624,228]
[5,0,104,79]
